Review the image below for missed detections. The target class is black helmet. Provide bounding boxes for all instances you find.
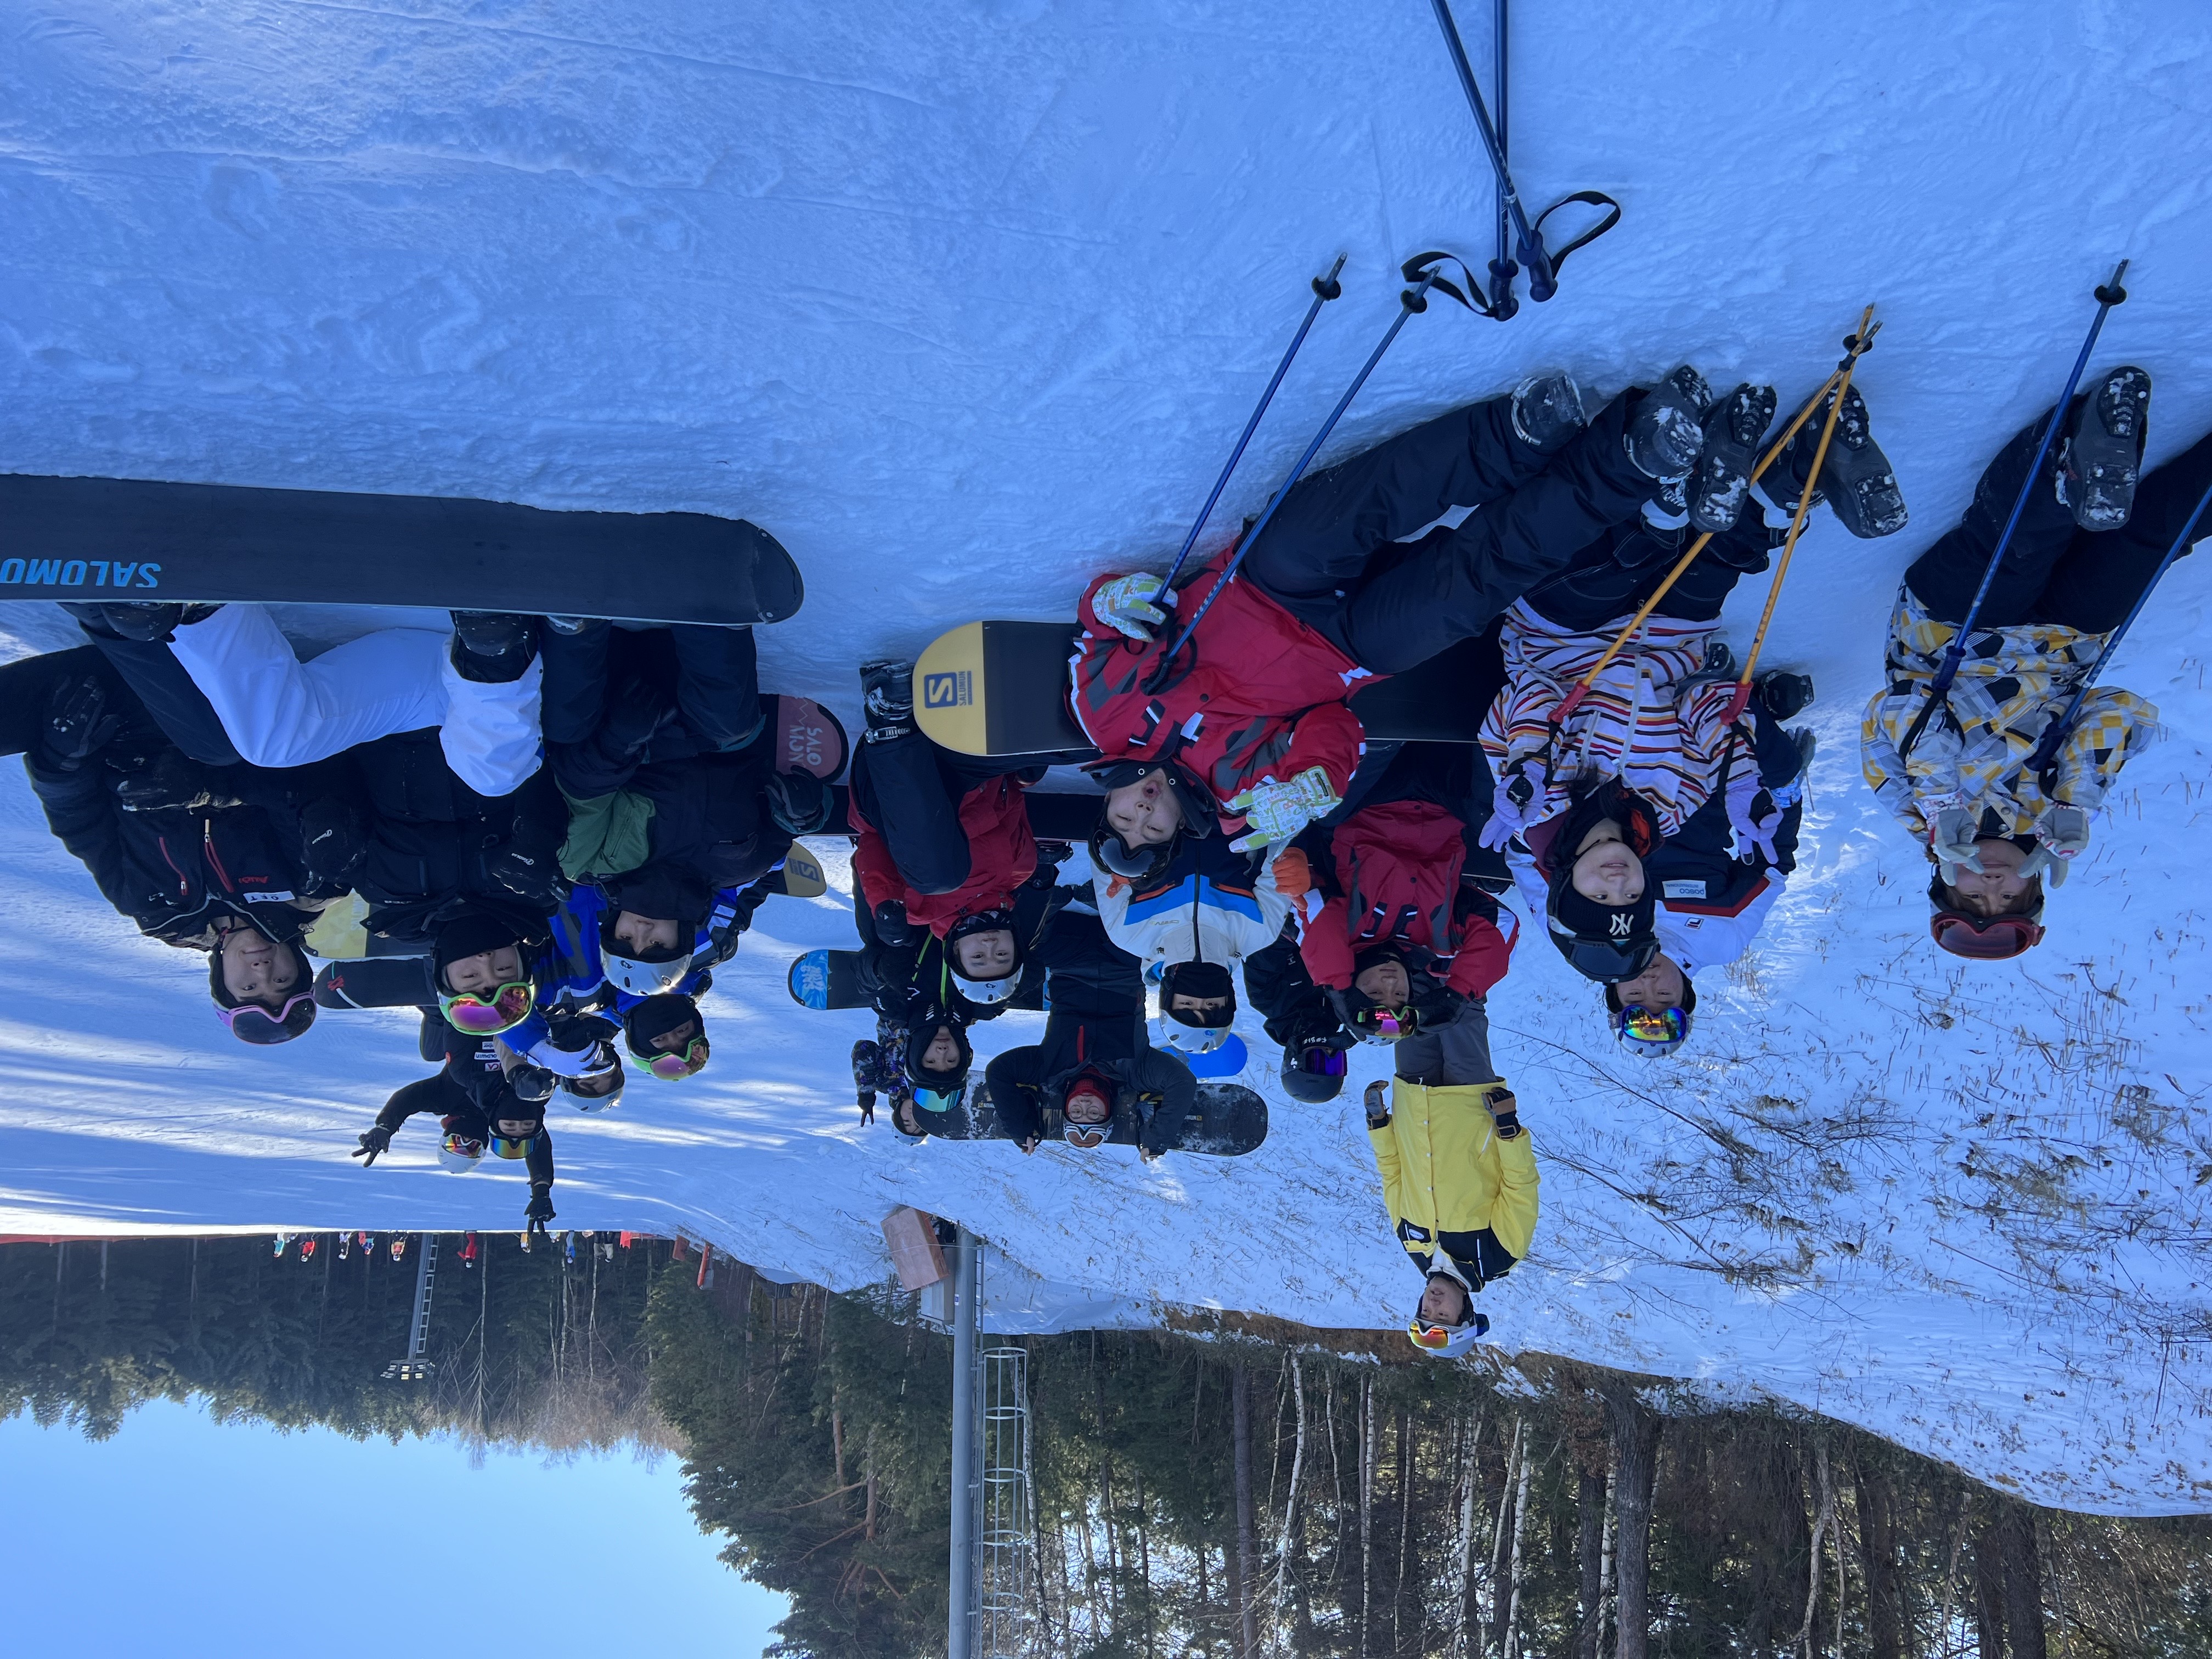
[1280,1034,1348,1103]
[1084,761,1216,878]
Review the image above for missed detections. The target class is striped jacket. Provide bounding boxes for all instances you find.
[1479,599,1751,837]
[1859,585,2160,842]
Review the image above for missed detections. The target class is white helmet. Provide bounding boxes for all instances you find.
[602,947,691,997]
[437,1129,485,1173]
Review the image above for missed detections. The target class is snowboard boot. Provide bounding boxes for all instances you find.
[449,611,539,684]
[1760,385,1907,538]
[1509,370,1588,454]
[1755,669,1816,723]
[1673,639,1739,694]
[542,614,601,636]
[1688,383,1778,534]
[2059,365,2151,531]
[1624,365,1713,483]
[81,601,222,642]
[859,658,916,744]
[1644,472,1691,529]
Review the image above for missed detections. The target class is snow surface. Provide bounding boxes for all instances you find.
[5,0,2212,1514]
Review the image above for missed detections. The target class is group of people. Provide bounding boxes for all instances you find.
[6,355,2199,1353]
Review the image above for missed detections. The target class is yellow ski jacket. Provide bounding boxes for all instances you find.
[1368,1078,1539,1287]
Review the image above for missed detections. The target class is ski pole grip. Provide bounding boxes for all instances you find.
[1522,235,1557,302]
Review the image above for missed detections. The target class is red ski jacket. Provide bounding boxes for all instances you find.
[1294,799,1514,997]
[1068,555,1374,825]
[849,772,1039,937]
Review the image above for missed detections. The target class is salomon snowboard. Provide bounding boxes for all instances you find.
[919,1080,1268,1155]
[913,620,1504,755]
[789,949,870,1011]
[0,473,803,625]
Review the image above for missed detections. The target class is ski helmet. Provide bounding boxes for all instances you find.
[1605,975,1697,1057]
[1058,1066,1116,1149]
[1279,1034,1349,1103]
[1925,873,2047,961]
[1155,960,1236,1055]
[208,934,318,1045]
[623,994,710,1080]
[562,1061,626,1111]
[1084,761,1216,877]
[945,911,1022,1006]
[438,1120,486,1173]
[903,1012,973,1109]
[1406,1261,1492,1359]
[600,864,710,996]
[888,1091,932,1145]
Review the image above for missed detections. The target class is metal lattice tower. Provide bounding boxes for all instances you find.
[380,1232,439,1381]
[975,1342,1033,1659]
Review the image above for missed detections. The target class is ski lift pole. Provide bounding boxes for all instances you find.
[1552,312,1878,723]
[1144,262,1446,691]
[1431,0,1553,299]
[2025,472,2212,786]
[1157,255,1347,600]
[1897,259,2130,761]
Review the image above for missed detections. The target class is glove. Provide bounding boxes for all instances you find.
[40,674,119,772]
[1138,1145,1165,1165]
[2021,804,2090,888]
[486,845,569,913]
[1928,805,1983,884]
[1226,766,1341,853]
[298,798,364,893]
[525,1187,556,1233]
[873,900,917,948]
[507,1064,557,1104]
[764,768,833,835]
[1483,1086,1522,1140]
[1479,760,1548,851]
[1363,1079,1392,1130]
[114,748,241,814]
[1090,573,1169,642]
[1725,764,1783,866]
[352,1125,393,1167]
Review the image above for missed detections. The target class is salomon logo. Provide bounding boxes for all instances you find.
[0,558,162,589]
[922,671,970,709]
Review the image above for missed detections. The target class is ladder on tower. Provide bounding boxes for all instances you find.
[380,1232,439,1381]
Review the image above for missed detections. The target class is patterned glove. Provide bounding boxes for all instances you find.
[1478,759,1548,851]
[1725,764,1782,865]
[1226,766,1340,853]
[1090,573,1169,642]
[1928,805,1983,883]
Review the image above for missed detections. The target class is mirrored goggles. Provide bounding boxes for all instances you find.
[440,980,534,1035]
[442,1130,486,1160]
[489,1133,537,1160]
[1352,1006,1418,1043]
[1407,1318,1459,1352]
[913,1084,964,1114]
[1062,1121,1109,1149]
[1294,1043,1349,1076]
[216,990,317,1046]
[1928,909,2045,961]
[1616,1004,1688,1048]
[629,1037,708,1080]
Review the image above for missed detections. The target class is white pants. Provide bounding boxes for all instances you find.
[168,605,543,797]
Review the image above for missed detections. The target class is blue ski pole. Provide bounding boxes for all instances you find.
[2027,472,2212,786]
[1157,253,1346,600]
[1897,259,2130,761]
[1431,0,1553,300]
[1143,262,1448,691]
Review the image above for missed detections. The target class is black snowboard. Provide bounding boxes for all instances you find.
[919,1079,1268,1155]
[789,949,869,1011]
[913,619,1504,755]
[0,473,803,625]
[314,956,437,1011]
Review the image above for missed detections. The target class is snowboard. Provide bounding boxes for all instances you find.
[0,473,804,626]
[913,620,1504,755]
[789,949,869,1011]
[314,955,437,1012]
[917,1079,1268,1155]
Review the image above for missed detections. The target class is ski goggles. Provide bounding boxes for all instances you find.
[441,1130,486,1160]
[1350,1005,1419,1043]
[1406,1311,1492,1352]
[1615,1005,1688,1053]
[216,989,317,1046]
[1293,1042,1349,1077]
[629,1037,708,1080]
[913,1084,964,1114]
[1928,909,2045,961]
[490,1132,539,1160]
[1062,1121,1109,1149]
[439,980,534,1035]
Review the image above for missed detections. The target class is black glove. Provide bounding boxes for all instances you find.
[1485,1087,1522,1140]
[114,748,240,814]
[352,1125,393,1166]
[486,845,569,912]
[507,1064,557,1104]
[873,900,916,947]
[41,674,119,772]
[298,798,364,893]
[603,676,674,755]
[764,768,833,835]
[525,1186,556,1233]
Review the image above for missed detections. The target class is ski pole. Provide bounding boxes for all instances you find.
[1431,0,1553,301]
[1158,254,1347,600]
[1719,318,1879,723]
[1144,262,1447,690]
[1486,0,1519,319]
[2025,471,2212,786]
[1895,259,2130,761]
[1551,313,1878,723]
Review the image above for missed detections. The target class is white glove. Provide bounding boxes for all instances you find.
[1090,573,1169,642]
[2021,804,2090,888]
[1725,765,1784,865]
[1478,759,1547,851]
[1226,766,1340,852]
[1928,805,1982,884]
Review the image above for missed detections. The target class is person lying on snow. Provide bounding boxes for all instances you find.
[1862,367,2204,960]
[60,601,545,799]
[848,658,1059,1009]
[1074,366,1728,872]
[1479,377,1894,985]
[1275,743,1516,1048]
[352,1018,560,1234]
[1360,989,1537,1359]
[24,656,360,1047]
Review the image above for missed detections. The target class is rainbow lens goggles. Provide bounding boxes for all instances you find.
[630,1037,708,1080]
[439,980,534,1035]
[1615,1004,1688,1051]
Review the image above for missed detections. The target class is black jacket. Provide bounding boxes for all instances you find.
[985,1029,1196,1155]
[375,1031,557,1188]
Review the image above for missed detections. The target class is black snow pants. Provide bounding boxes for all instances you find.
[1906,418,2212,631]
[58,610,242,766]
[1518,511,1779,632]
[1243,390,1656,673]
[540,621,763,756]
[849,731,1022,898]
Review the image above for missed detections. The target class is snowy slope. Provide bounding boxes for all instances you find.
[5,0,2212,1513]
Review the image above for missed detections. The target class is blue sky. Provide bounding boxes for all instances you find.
[0,1399,789,1657]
